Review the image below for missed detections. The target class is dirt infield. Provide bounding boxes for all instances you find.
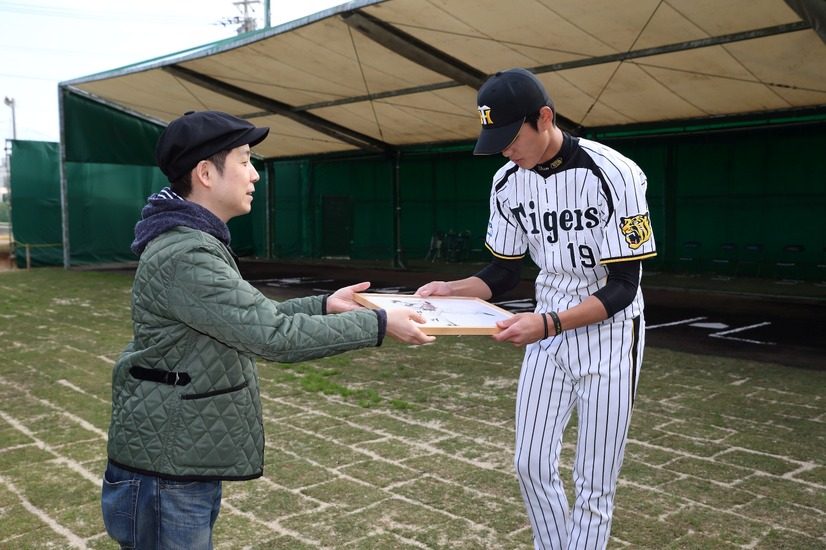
[238,259,826,371]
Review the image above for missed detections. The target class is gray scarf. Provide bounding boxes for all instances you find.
[131,187,230,256]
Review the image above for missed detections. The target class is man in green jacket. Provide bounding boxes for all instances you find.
[101,110,434,550]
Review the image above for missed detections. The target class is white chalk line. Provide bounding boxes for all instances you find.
[646,316,707,329]
[249,394,521,547]
[0,411,102,486]
[0,474,88,549]
[709,322,775,345]
[0,379,110,548]
[0,379,108,439]
[57,379,109,405]
[62,344,117,365]
[220,501,323,548]
[619,477,814,542]
[647,316,776,345]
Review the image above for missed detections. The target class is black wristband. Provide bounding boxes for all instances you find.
[541,313,549,339]
[548,311,563,335]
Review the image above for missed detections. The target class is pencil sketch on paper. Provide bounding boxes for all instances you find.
[353,293,514,335]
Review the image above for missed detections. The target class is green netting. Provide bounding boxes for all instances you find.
[38,88,826,280]
[272,160,308,258]
[64,161,166,264]
[602,124,826,278]
[57,92,267,265]
[243,129,826,280]
[9,140,63,267]
[399,152,501,261]
[269,152,502,263]
[63,92,161,166]
[229,157,269,258]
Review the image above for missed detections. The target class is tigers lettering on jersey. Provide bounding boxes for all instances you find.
[509,200,599,243]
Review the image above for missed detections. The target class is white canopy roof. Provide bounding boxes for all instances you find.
[62,0,826,159]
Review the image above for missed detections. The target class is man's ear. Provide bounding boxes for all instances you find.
[192,160,212,189]
[539,106,555,128]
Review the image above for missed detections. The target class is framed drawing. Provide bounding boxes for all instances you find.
[353,293,514,335]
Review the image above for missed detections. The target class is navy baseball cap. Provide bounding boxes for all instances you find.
[474,69,553,155]
[156,110,270,183]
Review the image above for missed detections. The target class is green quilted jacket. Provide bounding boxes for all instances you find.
[107,227,383,481]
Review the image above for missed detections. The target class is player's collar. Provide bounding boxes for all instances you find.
[531,132,575,177]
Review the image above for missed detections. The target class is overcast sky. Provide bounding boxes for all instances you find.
[0,0,348,143]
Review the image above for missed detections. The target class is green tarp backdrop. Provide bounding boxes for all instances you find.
[8,90,826,280]
[9,140,62,267]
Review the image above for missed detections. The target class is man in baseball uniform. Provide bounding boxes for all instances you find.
[416,68,656,549]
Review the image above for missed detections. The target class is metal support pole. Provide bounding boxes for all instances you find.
[58,89,70,269]
[392,152,407,270]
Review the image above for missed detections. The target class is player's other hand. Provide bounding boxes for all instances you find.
[492,312,545,347]
[415,281,452,297]
[385,307,436,345]
[327,281,371,313]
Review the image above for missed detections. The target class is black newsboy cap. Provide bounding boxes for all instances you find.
[156,110,270,183]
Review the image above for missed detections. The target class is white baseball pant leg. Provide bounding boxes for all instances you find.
[514,317,644,549]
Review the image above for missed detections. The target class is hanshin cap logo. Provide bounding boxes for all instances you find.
[474,68,553,155]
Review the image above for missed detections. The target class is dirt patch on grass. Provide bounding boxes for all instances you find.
[0,251,17,271]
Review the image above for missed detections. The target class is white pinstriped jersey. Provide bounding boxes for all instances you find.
[485,133,657,320]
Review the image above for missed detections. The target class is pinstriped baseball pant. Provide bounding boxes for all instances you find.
[514,317,643,549]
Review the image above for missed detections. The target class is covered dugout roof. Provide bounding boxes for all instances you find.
[61,0,826,159]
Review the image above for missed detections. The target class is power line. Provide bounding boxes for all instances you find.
[0,43,144,57]
[0,71,62,82]
[0,1,226,25]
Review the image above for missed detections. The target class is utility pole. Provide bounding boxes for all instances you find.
[233,0,261,34]
[2,97,13,206]
[4,97,16,141]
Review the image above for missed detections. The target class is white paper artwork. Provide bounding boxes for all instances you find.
[353,293,514,335]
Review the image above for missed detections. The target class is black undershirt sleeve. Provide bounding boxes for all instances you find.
[592,259,641,317]
[474,256,523,298]
[475,257,640,315]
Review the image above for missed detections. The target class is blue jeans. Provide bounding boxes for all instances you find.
[101,462,222,550]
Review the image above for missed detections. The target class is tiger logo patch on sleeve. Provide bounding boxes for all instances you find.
[620,213,653,250]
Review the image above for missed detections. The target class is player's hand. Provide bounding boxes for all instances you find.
[327,281,371,313]
[415,281,452,297]
[492,312,545,347]
[385,307,436,345]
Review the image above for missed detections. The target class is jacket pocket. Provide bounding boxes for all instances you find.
[181,381,247,400]
[171,382,252,469]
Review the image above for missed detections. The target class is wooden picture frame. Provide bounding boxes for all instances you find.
[353,293,514,335]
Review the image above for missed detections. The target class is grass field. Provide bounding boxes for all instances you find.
[0,268,824,549]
